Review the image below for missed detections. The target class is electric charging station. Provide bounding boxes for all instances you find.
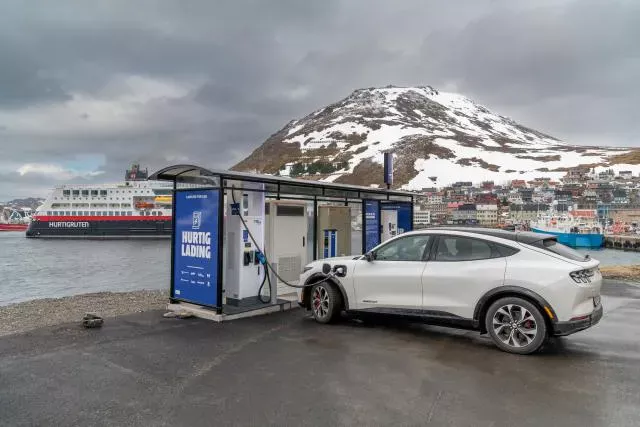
[265,200,308,296]
[151,164,414,321]
[317,205,351,259]
[224,181,267,306]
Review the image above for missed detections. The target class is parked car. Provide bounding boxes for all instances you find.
[298,227,603,354]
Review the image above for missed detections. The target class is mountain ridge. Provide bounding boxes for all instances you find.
[233,85,640,188]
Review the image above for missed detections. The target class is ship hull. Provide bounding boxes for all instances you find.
[26,216,171,239]
[531,227,603,249]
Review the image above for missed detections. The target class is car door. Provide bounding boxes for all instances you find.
[352,234,432,313]
[422,234,506,318]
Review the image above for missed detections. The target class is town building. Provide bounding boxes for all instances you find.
[476,204,498,226]
[413,209,431,229]
[509,203,549,223]
[452,203,477,225]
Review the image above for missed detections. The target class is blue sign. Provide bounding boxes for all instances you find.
[384,152,394,185]
[382,202,413,235]
[172,189,220,307]
[363,200,380,253]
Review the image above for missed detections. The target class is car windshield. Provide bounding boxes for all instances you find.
[529,238,587,262]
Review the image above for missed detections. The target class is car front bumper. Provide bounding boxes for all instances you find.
[553,304,603,336]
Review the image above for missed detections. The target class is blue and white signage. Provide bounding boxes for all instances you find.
[363,199,380,253]
[381,202,413,235]
[383,152,394,186]
[172,189,220,307]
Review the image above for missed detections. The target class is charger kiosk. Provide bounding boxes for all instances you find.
[224,181,266,306]
[381,209,398,242]
[265,200,308,296]
[317,205,351,259]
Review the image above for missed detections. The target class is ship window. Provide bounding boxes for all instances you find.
[47,211,51,215]
[114,211,119,216]
[71,211,77,215]
[103,211,108,216]
[100,190,107,196]
[91,190,98,197]
[81,190,89,196]
[72,190,80,196]
[63,190,70,196]
[121,211,125,216]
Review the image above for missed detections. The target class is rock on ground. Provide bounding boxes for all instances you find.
[0,290,168,337]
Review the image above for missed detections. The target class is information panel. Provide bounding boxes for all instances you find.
[172,189,220,307]
[381,202,413,234]
[363,199,380,253]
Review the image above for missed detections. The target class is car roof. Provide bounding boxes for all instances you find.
[413,226,556,244]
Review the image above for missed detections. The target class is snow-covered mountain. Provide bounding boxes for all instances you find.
[233,85,640,189]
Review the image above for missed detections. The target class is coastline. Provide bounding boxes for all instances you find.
[600,265,640,282]
[0,264,637,338]
[0,290,168,337]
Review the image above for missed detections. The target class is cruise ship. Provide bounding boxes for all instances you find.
[26,164,173,238]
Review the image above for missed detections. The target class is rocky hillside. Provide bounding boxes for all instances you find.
[1,198,44,210]
[232,85,640,189]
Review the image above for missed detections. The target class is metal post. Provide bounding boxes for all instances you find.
[216,186,224,314]
[313,196,318,260]
[361,200,366,254]
[269,262,278,304]
[169,178,177,303]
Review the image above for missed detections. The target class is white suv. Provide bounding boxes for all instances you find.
[298,228,603,354]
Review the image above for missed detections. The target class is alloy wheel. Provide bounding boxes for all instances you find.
[492,304,538,348]
[312,285,330,319]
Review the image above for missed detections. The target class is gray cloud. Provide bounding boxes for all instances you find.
[1,0,639,200]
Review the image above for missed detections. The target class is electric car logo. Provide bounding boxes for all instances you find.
[192,211,202,230]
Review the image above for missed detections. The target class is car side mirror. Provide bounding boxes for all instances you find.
[364,252,374,262]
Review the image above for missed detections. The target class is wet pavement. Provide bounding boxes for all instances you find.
[1,280,639,427]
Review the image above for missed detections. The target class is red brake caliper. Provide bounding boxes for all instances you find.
[313,290,321,309]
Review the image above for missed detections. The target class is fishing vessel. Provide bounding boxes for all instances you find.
[26,164,173,238]
[0,208,32,232]
[530,209,604,248]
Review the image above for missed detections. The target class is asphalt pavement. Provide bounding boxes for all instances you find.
[1,279,639,427]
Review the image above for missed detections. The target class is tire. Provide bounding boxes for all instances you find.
[485,297,547,355]
[310,282,342,324]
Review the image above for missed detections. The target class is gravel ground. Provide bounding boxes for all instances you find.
[0,290,168,337]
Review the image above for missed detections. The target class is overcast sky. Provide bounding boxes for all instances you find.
[1,0,639,200]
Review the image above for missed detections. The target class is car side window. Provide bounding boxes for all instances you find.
[374,235,431,262]
[435,236,494,262]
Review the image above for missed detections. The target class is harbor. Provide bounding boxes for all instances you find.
[603,233,640,251]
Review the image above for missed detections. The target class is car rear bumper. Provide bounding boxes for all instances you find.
[552,304,603,336]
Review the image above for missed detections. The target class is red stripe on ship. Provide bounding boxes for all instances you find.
[34,216,172,222]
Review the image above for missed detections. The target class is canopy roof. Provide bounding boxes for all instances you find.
[149,164,414,201]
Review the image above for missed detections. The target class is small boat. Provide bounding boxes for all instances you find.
[135,201,155,209]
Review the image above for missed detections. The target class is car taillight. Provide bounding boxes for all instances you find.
[570,269,595,284]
